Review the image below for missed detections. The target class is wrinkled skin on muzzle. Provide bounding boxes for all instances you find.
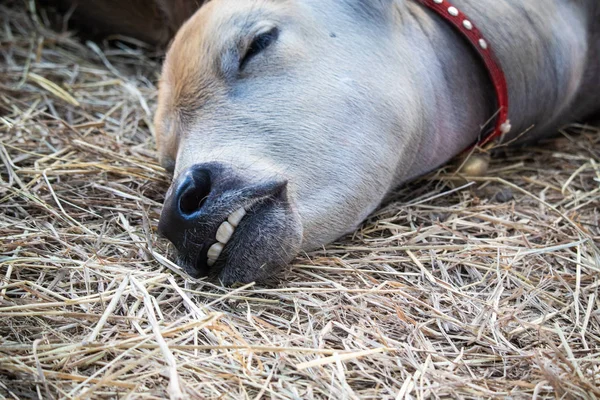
[154,0,599,284]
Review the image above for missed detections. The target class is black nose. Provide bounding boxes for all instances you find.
[158,164,220,246]
[158,162,292,279]
[158,162,259,246]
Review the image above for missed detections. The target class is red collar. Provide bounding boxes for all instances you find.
[415,0,511,147]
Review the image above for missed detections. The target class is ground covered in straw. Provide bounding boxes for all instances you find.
[1,2,599,399]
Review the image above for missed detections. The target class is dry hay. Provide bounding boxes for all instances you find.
[1,1,599,399]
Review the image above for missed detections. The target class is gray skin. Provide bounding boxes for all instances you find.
[154,0,600,284]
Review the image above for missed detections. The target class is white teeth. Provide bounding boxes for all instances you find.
[227,207,246,227]
[206,207,249,266]
[207,242,224,266]
[216,221,234,244]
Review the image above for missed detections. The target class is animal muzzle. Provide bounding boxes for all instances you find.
[158,162,303,284]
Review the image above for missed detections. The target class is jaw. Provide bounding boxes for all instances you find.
[180,196,303,285]
[292,185,390,252]
[219,198,303,284]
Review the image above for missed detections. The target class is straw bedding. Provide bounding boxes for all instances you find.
[1,1,599,399]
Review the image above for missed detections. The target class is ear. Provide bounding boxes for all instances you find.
[344,0,400,21]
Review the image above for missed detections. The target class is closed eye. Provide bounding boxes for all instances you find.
[239,27,279,71]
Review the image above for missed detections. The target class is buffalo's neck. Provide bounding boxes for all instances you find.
[451,0,595,137]
[395,0,594,182]
[393,1,496,182]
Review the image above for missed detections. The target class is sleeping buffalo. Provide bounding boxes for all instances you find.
[47,0,600,284]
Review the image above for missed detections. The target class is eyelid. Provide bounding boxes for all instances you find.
[239,26,279,71]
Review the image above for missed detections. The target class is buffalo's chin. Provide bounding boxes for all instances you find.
[179,197,303,285]
[218,199,303,284]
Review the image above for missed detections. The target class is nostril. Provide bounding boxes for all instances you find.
[179,185,209,215]
[178,170,212,216]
